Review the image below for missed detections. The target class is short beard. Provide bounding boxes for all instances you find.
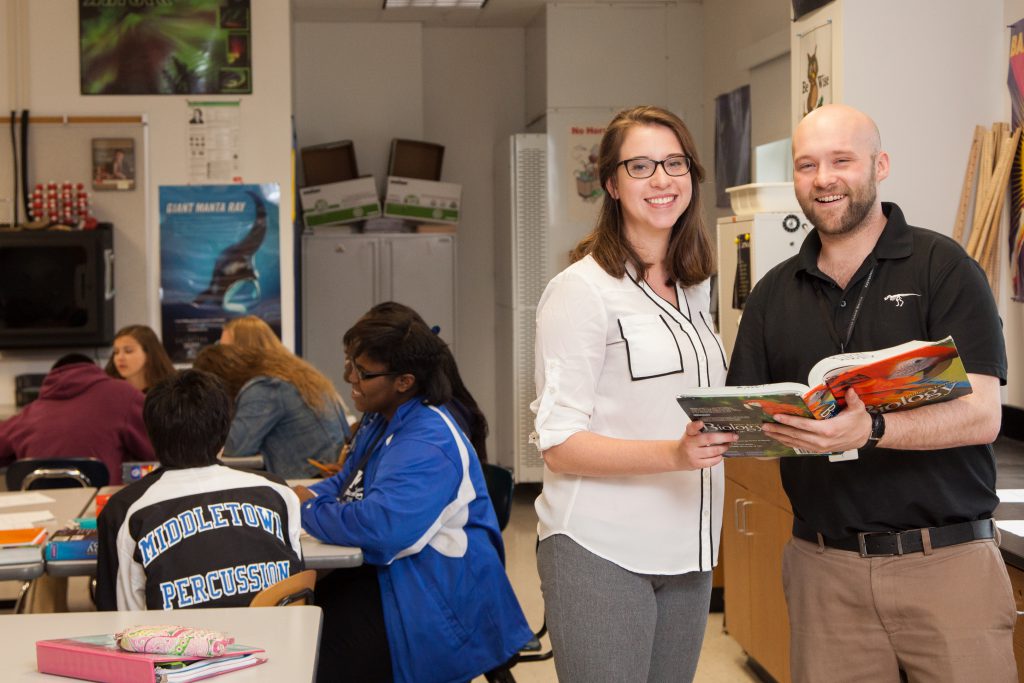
[799,163,878,236]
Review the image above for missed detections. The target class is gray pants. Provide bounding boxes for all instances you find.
[537,534,712,683]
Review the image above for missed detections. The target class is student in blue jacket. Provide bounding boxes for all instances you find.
[292,311,531,683]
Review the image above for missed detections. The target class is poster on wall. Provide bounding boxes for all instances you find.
[79,0,252,95]
[91,138,135,191]
[1008,18,1024,301]
[564,123,605,222]
[187,100,242,182]
[797,20,832,125]
[715,85,751,209]
[159,184,280,362]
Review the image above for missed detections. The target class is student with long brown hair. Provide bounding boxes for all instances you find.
[105,325,176,393]
[193,344,349,478]
[531,105,735,681]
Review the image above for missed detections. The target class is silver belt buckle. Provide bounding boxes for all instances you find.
[857,530,903,557]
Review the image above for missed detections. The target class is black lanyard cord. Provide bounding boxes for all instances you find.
[338,423,388,500]
[816,265,876,353]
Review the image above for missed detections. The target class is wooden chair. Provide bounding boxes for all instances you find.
[249,569,316,607]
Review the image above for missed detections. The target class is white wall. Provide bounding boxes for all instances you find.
[423,27,526,456]
[836,0,1004,237]
[0,0,294,404]
[291,22,424,196]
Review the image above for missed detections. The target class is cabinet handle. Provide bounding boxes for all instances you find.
[740,500,754,536]
[733,498,747,533]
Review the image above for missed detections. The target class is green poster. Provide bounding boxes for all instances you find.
[79,0,252,95]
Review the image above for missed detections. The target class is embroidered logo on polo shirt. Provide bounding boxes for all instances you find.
[883,293,921,307]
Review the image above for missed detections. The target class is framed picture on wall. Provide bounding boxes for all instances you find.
[92,138,136,191]
[79,0,253,95]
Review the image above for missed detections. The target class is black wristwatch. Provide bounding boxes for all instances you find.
[861,412,886,451]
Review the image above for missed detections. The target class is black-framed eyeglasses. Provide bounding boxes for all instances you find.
[345,359,401,382]
[617,155,692,179]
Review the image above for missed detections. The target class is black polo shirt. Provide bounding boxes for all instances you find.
[727,202,1006,538]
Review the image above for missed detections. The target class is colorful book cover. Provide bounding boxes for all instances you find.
[0,526,47,547]
[815,336,971,414]
[36,634,264,683]
[45,527,99,561]
[677,337,971,457]
[676,387,836,457]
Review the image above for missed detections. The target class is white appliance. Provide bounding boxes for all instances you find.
[494,134,549,483]
[716,212,810,357]
[302,231,456,396]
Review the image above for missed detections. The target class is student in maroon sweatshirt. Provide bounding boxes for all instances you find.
[0,354,156,484]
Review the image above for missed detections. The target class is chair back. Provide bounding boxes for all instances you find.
[6,458,110,491]
[249,569,316,607]
[482,463,514,531]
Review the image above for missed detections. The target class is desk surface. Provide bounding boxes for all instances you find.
[0,488,97,581]
[0,605,322,681]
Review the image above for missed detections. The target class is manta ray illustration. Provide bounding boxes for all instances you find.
[193,191,267,312]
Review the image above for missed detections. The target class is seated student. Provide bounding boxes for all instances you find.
[193,344,350,478]
[361,301,490,462]
[220,315,358,431]
[219,315,281,351]
[95,370,303,611]
[105,325,176,393]
[293,311,531,683]
[0,353,155,485]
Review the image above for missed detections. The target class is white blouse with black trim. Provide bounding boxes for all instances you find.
[532,255,727,574]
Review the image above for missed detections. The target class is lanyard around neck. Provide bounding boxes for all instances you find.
[816,265,876,353]
[338,420,388,500]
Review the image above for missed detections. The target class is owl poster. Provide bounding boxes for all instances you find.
[798,22,832,123]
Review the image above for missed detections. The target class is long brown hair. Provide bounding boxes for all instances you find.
[193,344,341,412]
[223,315,284,353]
[105,325,176,390]
[571,105,715,287]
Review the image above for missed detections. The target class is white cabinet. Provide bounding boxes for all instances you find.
[302,231,456,392]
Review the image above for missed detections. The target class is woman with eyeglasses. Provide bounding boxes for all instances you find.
[292,311,531,683]
[192,344,349,478]
[532,105,736,682]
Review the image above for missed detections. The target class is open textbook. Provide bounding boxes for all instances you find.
[676,336,972,457]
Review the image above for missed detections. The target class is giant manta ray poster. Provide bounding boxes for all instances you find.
[160,184,281,362]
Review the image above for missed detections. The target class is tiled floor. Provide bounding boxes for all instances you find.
[477,484,760,683]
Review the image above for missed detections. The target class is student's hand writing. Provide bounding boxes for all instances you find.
[292,485,317,503]
[762,387,873,453]
[675,420,737,470]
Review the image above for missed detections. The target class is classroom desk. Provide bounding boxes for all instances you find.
[46,483,363,577]
[0,604,323,681]
[0,488,97,581]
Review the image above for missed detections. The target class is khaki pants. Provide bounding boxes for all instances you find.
[782,536,1017,683]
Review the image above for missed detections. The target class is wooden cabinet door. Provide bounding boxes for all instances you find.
[747,494,793,683]
[723,478,753,651]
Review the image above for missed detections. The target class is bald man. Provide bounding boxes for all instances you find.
[728,104,1015,682]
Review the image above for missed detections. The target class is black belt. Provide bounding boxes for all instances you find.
[792,518,996,558]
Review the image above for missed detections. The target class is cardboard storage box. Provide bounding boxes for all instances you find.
[300,177,381,228]
[383,176,461,224]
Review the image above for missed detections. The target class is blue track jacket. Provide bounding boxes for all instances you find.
[301,399,532,683]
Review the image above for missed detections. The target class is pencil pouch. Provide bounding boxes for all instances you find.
[114,625,234,657]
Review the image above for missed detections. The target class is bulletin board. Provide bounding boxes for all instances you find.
[0,115,149,336]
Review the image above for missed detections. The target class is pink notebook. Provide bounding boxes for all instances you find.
[36,634,265,683]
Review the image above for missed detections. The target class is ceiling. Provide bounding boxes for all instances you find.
[292,0,696,29]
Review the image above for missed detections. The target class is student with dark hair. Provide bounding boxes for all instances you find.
[95,370,303,611]
[362,301,490,461]
[293,312,531,683]
[0,354,155,484]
